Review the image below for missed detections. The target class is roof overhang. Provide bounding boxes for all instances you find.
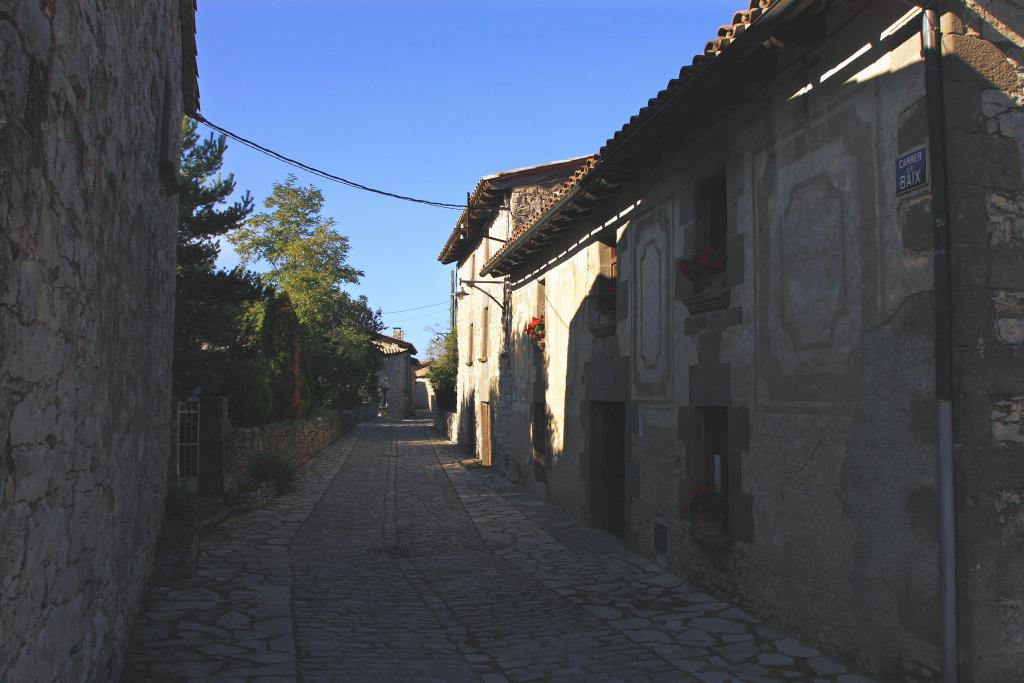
[181,0,199,115]
[436,156,595,265]
[482,0,840,278]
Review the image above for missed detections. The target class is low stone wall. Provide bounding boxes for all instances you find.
[224,412,355,495]
[433,411,457,441]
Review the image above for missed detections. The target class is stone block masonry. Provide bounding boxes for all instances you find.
[225,412,356,495]
[0,1,187,680]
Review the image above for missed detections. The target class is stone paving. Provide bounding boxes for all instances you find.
[123,418,875,682]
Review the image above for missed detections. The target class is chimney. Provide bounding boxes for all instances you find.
[393,327,404,340]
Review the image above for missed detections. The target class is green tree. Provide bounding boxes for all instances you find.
[427,330,458,412]
[263,291,309,418]
[230,175,383,409]
[228,174,362,326]
[177,118,253,273]
[174,117,269,407]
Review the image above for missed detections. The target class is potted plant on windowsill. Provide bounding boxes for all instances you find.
[677,247,729,315]
[684,484,731,547]
[527,315,546,351]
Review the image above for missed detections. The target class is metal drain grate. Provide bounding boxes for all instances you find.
[369,544,414,558]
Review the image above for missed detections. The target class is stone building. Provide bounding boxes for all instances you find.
[372,331,418,418]
[451,1,1024,680]
[437,157,595,465]
[414,361,435,411]
[0,1,196,679]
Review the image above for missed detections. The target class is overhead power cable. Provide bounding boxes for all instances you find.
[381,301,448,314]
[192,113,466,211]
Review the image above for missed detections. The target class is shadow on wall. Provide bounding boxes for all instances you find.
[488,10,1024,680]
[457,391,476,454]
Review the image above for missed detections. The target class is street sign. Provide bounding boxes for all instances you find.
[896,146,928,195]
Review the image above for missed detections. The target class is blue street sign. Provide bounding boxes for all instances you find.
[896,146,928,195]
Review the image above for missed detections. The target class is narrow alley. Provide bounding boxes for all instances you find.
[124,420,872,682]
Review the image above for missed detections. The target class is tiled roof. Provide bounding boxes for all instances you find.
[482,0,810,277]
[373,333,418,356]
[437,157,595,265]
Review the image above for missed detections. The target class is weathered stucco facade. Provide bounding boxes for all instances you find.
[439,159,594,466]
[0,1,191,679]
[456,1,1024,681]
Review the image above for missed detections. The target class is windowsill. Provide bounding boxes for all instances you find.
[478,357,488,363]
[682,287,731,316]
[692,527,734,551]
[688,511,731,550]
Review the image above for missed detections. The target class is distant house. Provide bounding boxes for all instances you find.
[372,329,417,418]
[414,360,434,411]
[437,156,596,461]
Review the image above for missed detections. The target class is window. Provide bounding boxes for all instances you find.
[595,228,618,321]
[693,170,728,293]
[467,321,474,365]
[480,305,489,362]
[695,407,729,534]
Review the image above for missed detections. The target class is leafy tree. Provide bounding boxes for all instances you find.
[305,293,384,408]
[231,175,382,409]
[427,330,458,412]
[263,291,309,418]
[229,174,362,326]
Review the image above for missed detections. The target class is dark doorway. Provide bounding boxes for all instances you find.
[590,401,627,538]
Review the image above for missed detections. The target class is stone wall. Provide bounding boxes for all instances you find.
[224,412,355,495]
[0,1,184,680]
[434,411,457,441]
[379,353,414,418]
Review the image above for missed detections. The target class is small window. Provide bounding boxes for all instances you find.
[480,305,489,362]
[596,233,618,317]
[467,321,475,365]
[692,171,728,293]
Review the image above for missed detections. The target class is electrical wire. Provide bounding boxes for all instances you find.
[192,113,466,211]
[380,301,448,314]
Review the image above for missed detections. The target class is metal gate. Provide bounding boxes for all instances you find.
[177,398,200,482]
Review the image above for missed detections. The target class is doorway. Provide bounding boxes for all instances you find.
[590,401,626,537]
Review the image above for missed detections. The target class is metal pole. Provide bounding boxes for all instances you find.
[923,8,958,682]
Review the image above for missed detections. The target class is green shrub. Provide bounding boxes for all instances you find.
[252,453,295,493]
[223,357,274,426]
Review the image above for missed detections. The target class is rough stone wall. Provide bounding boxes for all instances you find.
[943,4,1024,679]
[0,1,182,680]
[379,353,413,417]
[226,413,354,494]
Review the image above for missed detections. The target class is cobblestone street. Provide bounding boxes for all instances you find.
[124,419,874,682]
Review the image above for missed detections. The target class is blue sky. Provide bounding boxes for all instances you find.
[197,0,743,355]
